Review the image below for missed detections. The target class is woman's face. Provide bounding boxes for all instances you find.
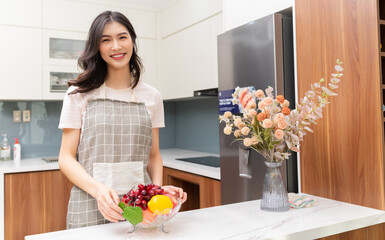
[99,21,133,71]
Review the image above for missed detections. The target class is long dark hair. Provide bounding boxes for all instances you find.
[68,11,143,94]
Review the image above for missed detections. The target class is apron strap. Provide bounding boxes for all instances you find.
[98,82,107,98]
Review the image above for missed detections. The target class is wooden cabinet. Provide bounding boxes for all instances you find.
[4,170,73,240]
[163,167,221,211]
[295,0,385,238]
[295,0,385,209]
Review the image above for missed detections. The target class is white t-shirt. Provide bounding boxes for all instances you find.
[59,81,165,129]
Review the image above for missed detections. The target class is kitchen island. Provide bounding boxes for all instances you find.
[25,196,385,240]
[0,148,219,240]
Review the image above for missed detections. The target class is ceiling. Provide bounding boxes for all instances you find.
[77,0,178,10]
[122,0,177,9]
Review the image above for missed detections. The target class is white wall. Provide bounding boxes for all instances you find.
[223,0,293,31]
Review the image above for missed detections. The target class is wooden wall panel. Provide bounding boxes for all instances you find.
[295,0,385,209]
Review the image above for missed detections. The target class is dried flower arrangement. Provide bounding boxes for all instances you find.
[219,60,343,162]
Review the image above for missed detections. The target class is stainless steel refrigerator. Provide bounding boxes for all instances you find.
[218,9,298,205]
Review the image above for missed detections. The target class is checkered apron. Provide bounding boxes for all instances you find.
[66,83,153,229]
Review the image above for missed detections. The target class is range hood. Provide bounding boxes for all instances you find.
[193,88,218,97]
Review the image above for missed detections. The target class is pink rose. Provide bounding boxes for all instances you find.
[234,118,243,128]
[275,129,284,139]
[281,100,290,108]
[249,109,257,117]
[247,100,256,109]
[224,126,232,135]
[278,120,287,129]
[241,127,250,136]
[255,89,265,98]
[258,101,266,110]
[234,130,241,138]
[274,113,285,123]
[251,136,259,145]
[243,138,252,147]
[262,119,273,128]
[223,111,232,119]
[264,97,273,105]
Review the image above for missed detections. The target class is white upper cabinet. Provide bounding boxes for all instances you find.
[159,12,223,100]
[159,0,223,38]
[0,0,41,27]
[124,9,157,39]
[191,13,223,92]
[42,0,120,33]
[0,26,42,100]
[42,0,157,39]
[137,39,158,89]
[161,28,194,99]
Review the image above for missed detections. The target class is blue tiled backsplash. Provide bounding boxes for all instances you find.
[0,101,63,158]
[160,98,219,154]
[0,98,219,159]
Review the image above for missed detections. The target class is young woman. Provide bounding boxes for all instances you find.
[58,11,187,229]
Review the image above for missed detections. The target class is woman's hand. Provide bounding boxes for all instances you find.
[94,183,125,223]
[162,185,188,203]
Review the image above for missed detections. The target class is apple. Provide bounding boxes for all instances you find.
[164,193,178,208]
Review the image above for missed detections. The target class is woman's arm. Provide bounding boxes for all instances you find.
[58,128,124,222]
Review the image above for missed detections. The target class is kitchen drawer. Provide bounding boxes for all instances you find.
[163,167,221,211]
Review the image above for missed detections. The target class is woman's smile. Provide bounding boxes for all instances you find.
[110,53,127,60]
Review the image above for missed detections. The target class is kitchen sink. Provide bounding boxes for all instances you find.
[41,157,58,162]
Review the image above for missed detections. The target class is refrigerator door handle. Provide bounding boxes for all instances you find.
[239,147,252,179]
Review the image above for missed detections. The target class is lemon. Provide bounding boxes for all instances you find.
[147,195,173,214]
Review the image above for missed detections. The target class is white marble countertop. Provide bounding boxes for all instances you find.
[25,195,385,240]
[0,148,219,179]
[0,148,219,240]
[0,157,60,174]
[160,148,220,180]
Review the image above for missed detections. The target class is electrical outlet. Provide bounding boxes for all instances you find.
[13,110,21,122]
[23,110,31,122]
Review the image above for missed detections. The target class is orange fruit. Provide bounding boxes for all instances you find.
[147,195,173,214]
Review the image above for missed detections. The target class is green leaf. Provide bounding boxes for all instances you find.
[230,138,243,146]
[118,202,126,211]
[122,206,143,226]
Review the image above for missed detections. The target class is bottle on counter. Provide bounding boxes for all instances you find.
[13,138,21,163]
[1,134,11,161]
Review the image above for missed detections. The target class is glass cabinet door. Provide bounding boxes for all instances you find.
[43,65,81,100]
[49,38,85,60]
[43,30,87,65]
[50,71,79,92]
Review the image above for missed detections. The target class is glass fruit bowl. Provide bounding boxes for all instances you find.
[127,198,182,233]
